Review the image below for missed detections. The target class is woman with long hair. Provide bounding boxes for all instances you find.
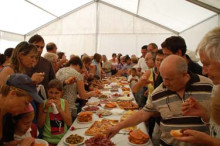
[0,41,44,86]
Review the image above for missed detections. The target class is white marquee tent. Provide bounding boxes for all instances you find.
[0,0,219,59]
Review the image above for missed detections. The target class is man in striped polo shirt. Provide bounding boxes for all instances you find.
[107,55,213,146]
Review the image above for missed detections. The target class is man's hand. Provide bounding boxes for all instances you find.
[182,97,209,122]
[105,124,121,139]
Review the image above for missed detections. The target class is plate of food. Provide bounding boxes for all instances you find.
[104,102,117,109]
[123,91,130,94]
[110,88,119,92]
[64,134,85,146]
[77,111,93,123]
[111,93,124,98]
[99,94,109,99]
[96,109,112,116]
[34,139,48,146]
[82,106,100,112]
[84,135,115,146]
[111,108,125,115]
[118,96,133,101]
[99,99,109,104]
[128,129,150,146]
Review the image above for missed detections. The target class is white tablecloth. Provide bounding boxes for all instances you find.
[57,81,153,146]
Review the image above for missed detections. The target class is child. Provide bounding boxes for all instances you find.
[128,68,139,88]
[38,79,72,145]
[13,104,35,140]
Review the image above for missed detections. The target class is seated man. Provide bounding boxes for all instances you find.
[106,55,213,146]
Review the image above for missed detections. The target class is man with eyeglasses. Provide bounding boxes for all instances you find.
[107,55,212,146]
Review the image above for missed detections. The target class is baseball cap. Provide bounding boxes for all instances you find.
[20,103,34,114]
[6,73,43,103]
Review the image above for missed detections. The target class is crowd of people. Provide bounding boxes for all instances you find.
[0,26,219,146]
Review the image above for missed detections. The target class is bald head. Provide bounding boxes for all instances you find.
[160,55,189,91]
[46,42,57,53]
[160,55,187,74]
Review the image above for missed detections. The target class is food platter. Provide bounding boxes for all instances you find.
[85,119,119,136]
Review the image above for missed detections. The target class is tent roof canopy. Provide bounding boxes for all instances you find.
[0,0,218,35]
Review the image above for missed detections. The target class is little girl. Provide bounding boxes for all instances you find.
[13,104,35,140]
[38,79,72,145]
[128,68,139,88]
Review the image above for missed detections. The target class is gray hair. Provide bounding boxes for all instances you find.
[196,27,220,63]
[44,52,58,63]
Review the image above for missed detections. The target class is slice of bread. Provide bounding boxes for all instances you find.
[170,129,184,137]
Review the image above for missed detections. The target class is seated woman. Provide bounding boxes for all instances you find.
[56,56,100,120]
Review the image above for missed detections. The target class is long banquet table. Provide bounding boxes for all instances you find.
[58,77,153,146]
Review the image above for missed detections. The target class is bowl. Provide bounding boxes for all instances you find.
[64,134,85,146]
[34,139,49,146]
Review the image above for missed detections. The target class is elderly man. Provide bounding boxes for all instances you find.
[107,55,213,146]
[175,27,220,145]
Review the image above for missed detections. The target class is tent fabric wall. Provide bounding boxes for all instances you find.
[0,0,219,56]
[97,3,175,59]
[0,31,24,53]
[180,15,219,52]
[26,2,176,59]
[6,1,218,59]
[26,3,97,58]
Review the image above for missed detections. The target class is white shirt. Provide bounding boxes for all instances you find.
[128,75,139,88]
[137,58,148,73]
[14,128,32,140]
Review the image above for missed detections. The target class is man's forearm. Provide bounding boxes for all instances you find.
[117,110,153,129]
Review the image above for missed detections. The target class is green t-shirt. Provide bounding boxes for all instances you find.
[42,98,68,144]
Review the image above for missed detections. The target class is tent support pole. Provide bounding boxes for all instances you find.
[95,0,99,53]
[136,0,140,15]
[186,0,220,14]
[25,1,95,36]
[180,14,218,34]
[25,0,58,18]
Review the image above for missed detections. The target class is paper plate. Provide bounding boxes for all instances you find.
[35,139,49,146]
